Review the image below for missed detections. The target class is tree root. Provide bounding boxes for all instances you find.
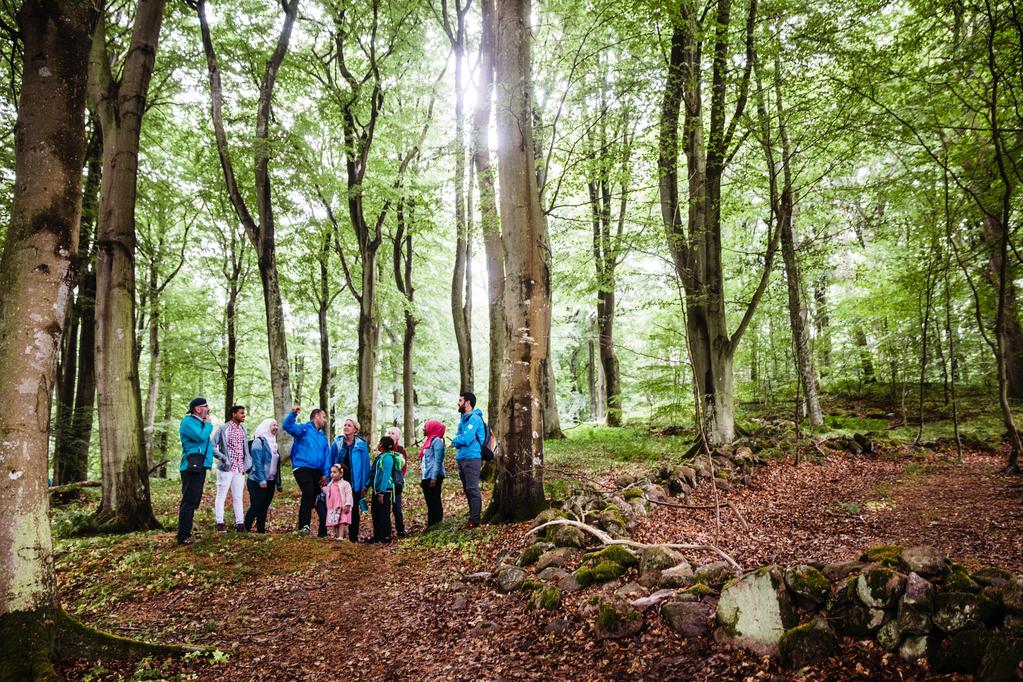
[643,495,751,532]
[1,607,203,681]
[526,519,743,571]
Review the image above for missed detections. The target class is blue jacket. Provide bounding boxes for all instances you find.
[282,412,330,477]
[179,414,214,472]
[420,438,446,480]
[330,435,370,493]
[370,452,396,494]
[452,408,485,461]
[248,435,283,491]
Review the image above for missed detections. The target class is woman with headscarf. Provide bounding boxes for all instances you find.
[244,419,283,533]
[420,419,446,527]
[386,426,409,537]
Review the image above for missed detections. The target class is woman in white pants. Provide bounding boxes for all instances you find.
[212,405,252,531]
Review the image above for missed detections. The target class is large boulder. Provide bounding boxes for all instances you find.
[783,564,832,607]
[856,565,907,609]
[492,565,527,593]
[778,617,837,670]
[716,566,798,655]
[899,546,945,577]
[661,599,713,637]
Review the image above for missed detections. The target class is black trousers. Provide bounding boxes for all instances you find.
[293,467,322,531]
[371,491,393,541]
[177,469,207,543]
[244,479,277,533]
[392,482,405,535]
[315,495,328,537]
[348,492,362,541]
[421,478,444,527]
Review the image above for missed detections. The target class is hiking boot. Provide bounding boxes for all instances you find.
[177,535,198,546]
[235,524,246,532]
[297,525,311,536]
[216,523,226,533]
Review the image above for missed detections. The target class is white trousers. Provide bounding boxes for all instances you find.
[215,469,246,524]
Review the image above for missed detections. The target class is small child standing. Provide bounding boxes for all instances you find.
[323,464,354,540]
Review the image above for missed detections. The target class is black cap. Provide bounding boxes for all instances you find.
[188,397,208,414]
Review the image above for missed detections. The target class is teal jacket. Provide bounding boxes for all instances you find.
[452,408,485,461]
[179,414,214,472]
[370,452,396,494]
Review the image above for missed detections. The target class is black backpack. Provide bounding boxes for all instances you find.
[478,421,498,462]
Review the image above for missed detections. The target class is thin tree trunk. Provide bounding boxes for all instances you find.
[486,0,547,521]
[318,233,331,433]
[89,0,165,531]
[196,0,298,449]
[395,196,417,447]
[224,285,238,416]
[813,274,831,376]
[143,291,160,471]
[854,326,875,382]
[943,257,962,459]
[53,121,101,484]
[67,264,97,481]
[0,0,97,668]
[914,255,935,444]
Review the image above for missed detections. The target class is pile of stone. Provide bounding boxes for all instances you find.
[714,545,1022,679]
[484,535,1022,680]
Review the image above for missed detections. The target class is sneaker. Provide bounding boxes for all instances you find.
[177,535,198,546]
[216,523,226,533]
[235,524,246,532]
[464,522,480,530]
[297,525,311,536]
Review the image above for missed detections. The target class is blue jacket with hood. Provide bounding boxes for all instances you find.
[451,408,485,461]
[330,434,370,494]
[281,411,330,477]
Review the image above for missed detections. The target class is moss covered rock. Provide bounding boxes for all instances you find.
[899,633,935,661]
[1002,575,1023,615]
[532,508,568,529]
[898,546,945,577]
[877,620,903,651]
[856,565,907,609]
[693,561,739,589]
[622,487,645,502]
[552,525,588,549]
[778,617,837,669]
[592,561,628,582]
[518,542,551,567]
[640,546,686,576]
[862,545,904,566]
[657,562,695,589]
[536,547,580,571]
[944,564,981,593]
[971,566,1013,589]
[526,585,563,612]
[783,564,832,606]
[828,576,888,637]
[716,566,798,655]
[582,544,638,569]
[593,597,644,640]
[900,572,935,611]
[977,634,1023,682]
[596,506,629,536]
[492,564,527,593]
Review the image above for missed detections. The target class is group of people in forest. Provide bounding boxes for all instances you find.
[175,392,489,545]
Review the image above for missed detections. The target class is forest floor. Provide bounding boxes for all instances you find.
[53,400,1023,681]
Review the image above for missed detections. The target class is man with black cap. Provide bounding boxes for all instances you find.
[177,397,214,544]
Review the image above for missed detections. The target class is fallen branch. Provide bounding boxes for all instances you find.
[526,519,742,571]
[48,480,100,493]
[644,495,751,532]
[148,459,169,476]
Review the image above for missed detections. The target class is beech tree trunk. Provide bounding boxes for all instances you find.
[53,122,101,484]
[317,233,332,433]
[395,197,417,445]
[486,0,547,521]
[443,0,474,393]
[982,213,1023,401]
[813,274,831,376]
[0,0,96,671]
[197,0,298,450]
[89,0,165,531]
[854,326,875,381]
[224,285,238,416]
[658,0,768,447]
[473,0,504,430]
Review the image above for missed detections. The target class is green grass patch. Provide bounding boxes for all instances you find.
[401,519,499,563]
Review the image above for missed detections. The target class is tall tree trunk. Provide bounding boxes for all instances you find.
[486,0,547,521]
[658,0,766,447]
[982,213,1023,401]
[67,265,97,480]
[854,326,875,382]
[540,223,564,439]
[765,61,823,426]
[89,0,165,531]
[158,370,172,463]
[357,255,380,441]
[142,295,161,471]
[444,1,473,393]
[472,0,504,430]
[196,0,298,449]
[53,121,101,484]
[394,196,417,447]
[0,0,96,669]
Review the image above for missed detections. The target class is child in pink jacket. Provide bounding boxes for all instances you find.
[323,464,354,539]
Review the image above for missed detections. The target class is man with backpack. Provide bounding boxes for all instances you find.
[452,391,486,529]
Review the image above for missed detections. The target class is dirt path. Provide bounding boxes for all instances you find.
[60,448,1021,680]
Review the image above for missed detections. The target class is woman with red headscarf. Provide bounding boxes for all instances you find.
[419,419,447,527]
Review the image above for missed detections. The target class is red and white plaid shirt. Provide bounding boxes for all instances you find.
[226,422,246,473]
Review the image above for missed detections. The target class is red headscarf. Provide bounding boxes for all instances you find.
[421,419,446,456]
